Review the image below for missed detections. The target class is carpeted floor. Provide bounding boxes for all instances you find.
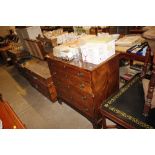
[0,65,93,129]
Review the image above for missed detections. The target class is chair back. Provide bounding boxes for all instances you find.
[24,39,45,60]
[144,54,155,115]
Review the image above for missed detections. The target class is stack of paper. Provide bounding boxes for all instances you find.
[53,34,116,64]
[53,45,79,60]
[116,36,144,47]
[80,37,115,64]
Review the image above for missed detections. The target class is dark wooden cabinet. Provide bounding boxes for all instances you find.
[47,54,119,127]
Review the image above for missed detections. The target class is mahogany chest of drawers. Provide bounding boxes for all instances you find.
[22,58,57,102]
[47,54,119,128]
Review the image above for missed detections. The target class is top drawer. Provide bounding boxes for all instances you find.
[49,59,91,83]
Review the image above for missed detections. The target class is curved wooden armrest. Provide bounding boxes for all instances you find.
[143,53,155,115]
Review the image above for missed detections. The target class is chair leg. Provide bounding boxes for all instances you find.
[130,60,133,66]
[143,62,155,116]
[143,103,151,117]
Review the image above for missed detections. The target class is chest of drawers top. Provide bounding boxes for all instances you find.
[47,53,119,71]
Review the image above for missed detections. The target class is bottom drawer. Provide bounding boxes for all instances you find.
[57,86,94,118]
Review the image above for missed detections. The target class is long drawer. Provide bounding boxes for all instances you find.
[56,83,94,117]
[52,73,93,95]
[49,59,91,83]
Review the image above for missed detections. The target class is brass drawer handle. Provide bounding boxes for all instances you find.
[80,83,85,89]
[82,96,87,100]
[77,72,84,77]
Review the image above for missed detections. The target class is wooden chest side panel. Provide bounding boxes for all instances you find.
[92,55,119,119]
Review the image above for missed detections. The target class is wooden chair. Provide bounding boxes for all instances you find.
[24,39,45,60]
[24,38,53,60]
[100,51,155,129]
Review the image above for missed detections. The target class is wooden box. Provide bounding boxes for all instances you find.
[22,58,57,102]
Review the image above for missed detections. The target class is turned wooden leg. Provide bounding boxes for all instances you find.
[143,103,151,117]
[130,60,133,66]
[143,62,155,116]
[93,123,101,129]
[102,116,107,129]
